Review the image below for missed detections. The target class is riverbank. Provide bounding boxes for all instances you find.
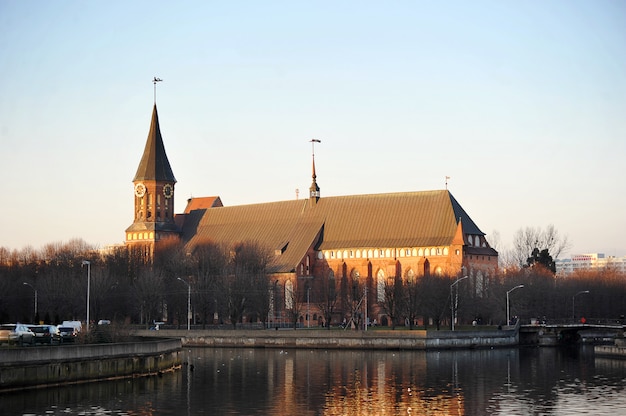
[595,338,626,360]
[0,338,182,392]
[133,327,520,350]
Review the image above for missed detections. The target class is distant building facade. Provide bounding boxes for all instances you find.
[125,105,499,326]
[555,253,626,276]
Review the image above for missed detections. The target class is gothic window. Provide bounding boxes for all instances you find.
[285,281,294,310]
[377,269,385,302]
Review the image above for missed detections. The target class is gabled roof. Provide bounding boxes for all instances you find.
[133,105,176,183]
[183,196,223,213]
[181,190,488,273]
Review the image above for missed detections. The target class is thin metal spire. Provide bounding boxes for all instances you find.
[310,139,321,179]
[309,139,321,201]
[153,77,163,104]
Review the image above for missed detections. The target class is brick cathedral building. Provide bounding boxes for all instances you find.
[126,104,498,327]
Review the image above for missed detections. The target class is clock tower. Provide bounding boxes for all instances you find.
[125,104,179,247]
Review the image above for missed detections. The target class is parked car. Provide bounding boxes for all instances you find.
[57,326,78,343]
[29,325,60,345]
[0,323,35,345]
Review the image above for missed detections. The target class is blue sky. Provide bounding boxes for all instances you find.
[1,1,624,258]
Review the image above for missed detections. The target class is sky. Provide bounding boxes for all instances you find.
[0,1,624,258]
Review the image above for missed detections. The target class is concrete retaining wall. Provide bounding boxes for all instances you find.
[0,338,182,392]
[134,329,518,350]
[594,345,626,359]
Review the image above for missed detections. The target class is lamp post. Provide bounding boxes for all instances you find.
[177,278,191,331]
[572,290,590,320]
[23,282,37,323]
[306,286,310,328]
[450,275,469,331]
[82,261,91,331]
[506,284,524,326]
[364,286,368,332]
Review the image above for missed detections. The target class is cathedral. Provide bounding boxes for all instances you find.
[125,104,498,327]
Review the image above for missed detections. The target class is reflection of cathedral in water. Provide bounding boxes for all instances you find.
[182,348,524,415]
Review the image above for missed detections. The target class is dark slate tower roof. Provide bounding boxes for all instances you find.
[133,104,177,183]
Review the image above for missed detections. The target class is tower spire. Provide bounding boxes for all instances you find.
[309,139,321,202]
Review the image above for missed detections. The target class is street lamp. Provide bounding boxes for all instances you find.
[23,282,37,323]
[82,260,91,331]
[306,286,310,328]
[572,290,590,321]
[506,284,524,326]
[450,275,469,331]
[177,277,191,331]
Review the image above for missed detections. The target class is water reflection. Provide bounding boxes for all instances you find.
[3,346,626,415]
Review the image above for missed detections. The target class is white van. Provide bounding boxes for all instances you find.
[61,320,83,332]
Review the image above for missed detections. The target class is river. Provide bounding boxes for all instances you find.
[3,345,625,415]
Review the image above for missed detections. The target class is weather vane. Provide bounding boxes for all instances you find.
[153,77,163,104]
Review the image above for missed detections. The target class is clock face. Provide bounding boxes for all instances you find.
[134,183,146,198]
[163,184,173,198]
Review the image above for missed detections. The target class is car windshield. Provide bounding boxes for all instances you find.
[31,327,49,333]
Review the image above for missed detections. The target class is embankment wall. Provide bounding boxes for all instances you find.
[134,329,518,350]
[0,338,182,392]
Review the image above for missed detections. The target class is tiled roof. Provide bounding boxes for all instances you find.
[133,105,176,183]
[181,190,486,273]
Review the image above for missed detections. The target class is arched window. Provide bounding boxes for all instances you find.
[377,269,385,302]
[285,281,294,310]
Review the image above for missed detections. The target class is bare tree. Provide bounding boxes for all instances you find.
[314,270,339,329]
[509,225,570,268]
[227,241,271,328]
[380,273,404,329]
